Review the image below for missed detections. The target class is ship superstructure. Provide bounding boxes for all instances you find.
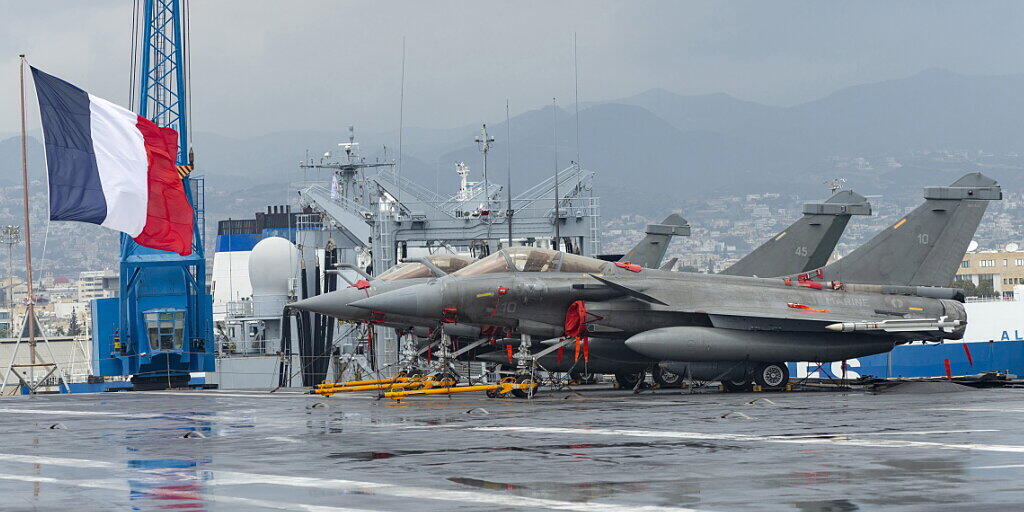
[209,127,601,388]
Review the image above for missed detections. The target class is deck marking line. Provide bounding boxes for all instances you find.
[0,408,155,419]
[973,464,1024,470]
[0,453,708,512]
[470,426,1024,453]
[781,429,997,437]
[0,472,380,512]
[927,407,1024,413]
[140,391,315,398]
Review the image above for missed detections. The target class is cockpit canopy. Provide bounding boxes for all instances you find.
[452,247,607,277]
[377,254,474,281]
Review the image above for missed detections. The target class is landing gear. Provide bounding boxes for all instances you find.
[614,371,645,390]
[568,370,597,385]
[651,367,683,388]
[720,378,753,393]
[753,362,789,390]
[430,371,459,387]
[510,375,538,398]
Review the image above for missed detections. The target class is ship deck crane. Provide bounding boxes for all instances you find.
[91,0,214,389]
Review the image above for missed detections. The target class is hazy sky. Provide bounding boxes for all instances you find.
[4,0,1024,138]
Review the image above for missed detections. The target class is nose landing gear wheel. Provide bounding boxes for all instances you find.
[753,362,789,391]
[510,375,538,399]
[652,367,683,388]
[430,371,459,387]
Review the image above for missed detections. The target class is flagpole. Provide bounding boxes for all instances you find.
[18,55,37,380]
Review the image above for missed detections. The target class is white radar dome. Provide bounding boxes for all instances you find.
[248,237,299,297]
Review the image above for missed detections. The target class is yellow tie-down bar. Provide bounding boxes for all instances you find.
[314,374,458,397]
[384,377,536,400]
[315,373,408,391]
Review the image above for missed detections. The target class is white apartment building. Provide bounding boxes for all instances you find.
[76,270,119,302]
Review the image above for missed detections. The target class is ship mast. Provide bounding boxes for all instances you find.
[17,55,37,376]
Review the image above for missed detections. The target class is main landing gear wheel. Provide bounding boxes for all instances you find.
[652,367,683,388]
[614,371,645,390]
[753,362,789,391]
[720,378,753,393]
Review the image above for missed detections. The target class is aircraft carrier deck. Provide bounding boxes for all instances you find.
[1,386,1022,511]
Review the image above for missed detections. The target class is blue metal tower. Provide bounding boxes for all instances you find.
[91,0,214,389]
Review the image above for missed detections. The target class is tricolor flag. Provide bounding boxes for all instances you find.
[31,67,194,256]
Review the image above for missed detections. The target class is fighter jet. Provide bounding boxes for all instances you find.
[323,188,869,386]
[289,214,691,370]
[290,213,690,328]
[461,187,873,387]
[351,173,999,391]
[293,252,475,336]
[472,188,873,387]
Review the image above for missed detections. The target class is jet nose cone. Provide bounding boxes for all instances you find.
[350,283,442,319]
[290,290,366,320]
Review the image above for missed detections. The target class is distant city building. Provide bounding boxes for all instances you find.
[957,248,1024,298]
[0,308,12,338]
[1,277,26,306]
[76,270,119,302]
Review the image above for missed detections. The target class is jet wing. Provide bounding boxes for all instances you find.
[585,274,958,334]
[587,274,911,333]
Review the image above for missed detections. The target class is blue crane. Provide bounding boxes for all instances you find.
[91,0,215,389]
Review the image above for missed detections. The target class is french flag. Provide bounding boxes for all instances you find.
[31,67,194,256]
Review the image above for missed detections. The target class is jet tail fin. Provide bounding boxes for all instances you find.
[817,173,1001,287]
[722,190,872,278]
[659,257,678,271]
[619,214,690,269]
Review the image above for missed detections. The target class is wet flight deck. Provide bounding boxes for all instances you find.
[1,385,1022,511]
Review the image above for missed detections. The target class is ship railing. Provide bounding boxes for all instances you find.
[299,184,374,217]
[374,168,448,205]
[965,295,1020,303]
[225,300,254,318]
[435,182,504,215]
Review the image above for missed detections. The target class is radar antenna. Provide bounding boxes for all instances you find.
[475,124,495,212]
[824,177,847,194]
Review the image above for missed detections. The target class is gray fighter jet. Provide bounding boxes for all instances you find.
[291,213,690,326]
[351,173,1000,390]
[303,188,871,385]
[294,252,475,336]
[474,188,873,386]
[290,214,691,364]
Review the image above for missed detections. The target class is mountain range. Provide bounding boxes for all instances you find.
[4,67,1024,220]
